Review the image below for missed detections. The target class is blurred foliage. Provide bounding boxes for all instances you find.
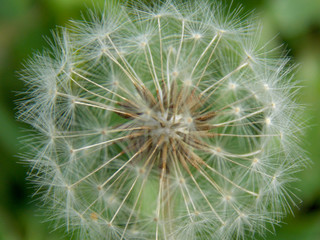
[0,0,320,239]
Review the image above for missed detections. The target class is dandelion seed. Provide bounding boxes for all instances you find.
[19,1,307,240]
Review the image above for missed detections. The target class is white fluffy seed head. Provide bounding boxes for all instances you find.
[18,1,307,240]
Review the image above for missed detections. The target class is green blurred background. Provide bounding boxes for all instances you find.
[0,0,320,239]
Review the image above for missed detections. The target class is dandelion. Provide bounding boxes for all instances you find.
[19,1,307,239]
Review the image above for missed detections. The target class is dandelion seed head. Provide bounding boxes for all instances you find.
[19,1,307,239]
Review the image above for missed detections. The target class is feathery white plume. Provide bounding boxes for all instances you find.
[19,1,307,239]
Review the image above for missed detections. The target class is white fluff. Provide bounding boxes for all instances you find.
[19,1,307,239]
